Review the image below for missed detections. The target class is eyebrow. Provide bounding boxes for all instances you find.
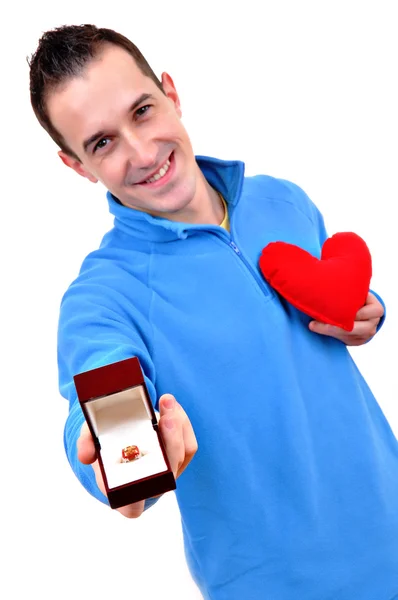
[82,93,155,153]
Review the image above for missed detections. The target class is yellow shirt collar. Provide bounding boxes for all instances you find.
[219,194,230,231]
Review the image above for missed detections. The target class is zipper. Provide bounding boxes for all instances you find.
[193,222,272,298]
[215,233,272,298]
[229,241,241,255]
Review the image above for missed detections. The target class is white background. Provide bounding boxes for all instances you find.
[2,1,397,598]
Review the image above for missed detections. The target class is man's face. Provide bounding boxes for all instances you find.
[47,44,198,218]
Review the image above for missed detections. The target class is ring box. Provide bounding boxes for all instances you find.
[73,357,176,509]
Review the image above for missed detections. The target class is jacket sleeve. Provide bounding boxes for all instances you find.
[58,274,161,509]
[284,179,386,335]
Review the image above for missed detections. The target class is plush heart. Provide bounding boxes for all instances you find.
[259,232,372,331]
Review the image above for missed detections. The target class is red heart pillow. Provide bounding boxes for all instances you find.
[259,232,372,331]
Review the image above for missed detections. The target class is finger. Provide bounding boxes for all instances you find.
[309,321,344,338]
[160,395,198,475]
[90,458,107,497]
[159,415,185,477]
[159,393,177,416]
[365,291,378,305]
[160,398,198,477]
[77,421,97,465]
[355,306,382,322]
[355,301,384,322]
[158,395,185,477]
[175,404,198,478]
[349,318,379,339]
[116,499,146,519]
[309,317,379,341]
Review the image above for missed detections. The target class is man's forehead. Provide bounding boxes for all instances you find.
[47,47,157,143]
[53,46,150,106]
[51,76,149,120]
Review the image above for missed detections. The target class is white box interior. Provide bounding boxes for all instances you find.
[85,385,168,489]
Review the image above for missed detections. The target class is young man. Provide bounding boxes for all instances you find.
[29,24,398,600]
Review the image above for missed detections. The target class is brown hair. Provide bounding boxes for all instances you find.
[28,24,164,160]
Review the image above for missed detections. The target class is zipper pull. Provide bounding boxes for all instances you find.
[230,241,241,255]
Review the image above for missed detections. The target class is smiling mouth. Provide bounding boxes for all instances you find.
[138,157,171,185]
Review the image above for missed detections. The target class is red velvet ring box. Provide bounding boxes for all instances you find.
[73,357,176,509]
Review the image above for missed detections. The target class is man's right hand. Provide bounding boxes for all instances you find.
[77,394,198,518]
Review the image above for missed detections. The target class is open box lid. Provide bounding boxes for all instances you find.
[73,356,157,427]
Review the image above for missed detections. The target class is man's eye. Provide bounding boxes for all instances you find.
[93,138,109,153]
[136,105,151,118]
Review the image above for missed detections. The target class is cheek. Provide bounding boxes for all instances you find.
[168,123,194,158]
[173,118,190,141]
[157,111,189,143]
[98,156,127,187]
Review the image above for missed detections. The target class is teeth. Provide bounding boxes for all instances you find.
[145,159,170,184]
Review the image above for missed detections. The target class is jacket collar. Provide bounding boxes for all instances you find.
[106,155,245,242]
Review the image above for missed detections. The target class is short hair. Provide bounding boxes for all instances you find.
[28,24,164,160]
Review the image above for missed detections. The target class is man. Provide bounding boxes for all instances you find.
[29,24,398,600]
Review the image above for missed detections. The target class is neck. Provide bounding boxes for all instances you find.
[177,169,224,225]
[199,181,225,225]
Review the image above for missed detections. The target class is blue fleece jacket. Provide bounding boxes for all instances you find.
[58,156,398,600]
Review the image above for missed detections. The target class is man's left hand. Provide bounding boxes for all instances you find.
[309,292,384,346]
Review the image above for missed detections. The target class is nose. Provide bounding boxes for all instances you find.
[123,128,158,172]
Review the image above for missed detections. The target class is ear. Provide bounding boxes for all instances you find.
[58,151,98,183]
[161,72,182,117]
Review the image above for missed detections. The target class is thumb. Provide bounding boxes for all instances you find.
[158,394,184,478]
[309,320,337,337]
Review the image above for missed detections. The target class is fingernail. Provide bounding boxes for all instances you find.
[163,396,175,410]
[164,418,174,430]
